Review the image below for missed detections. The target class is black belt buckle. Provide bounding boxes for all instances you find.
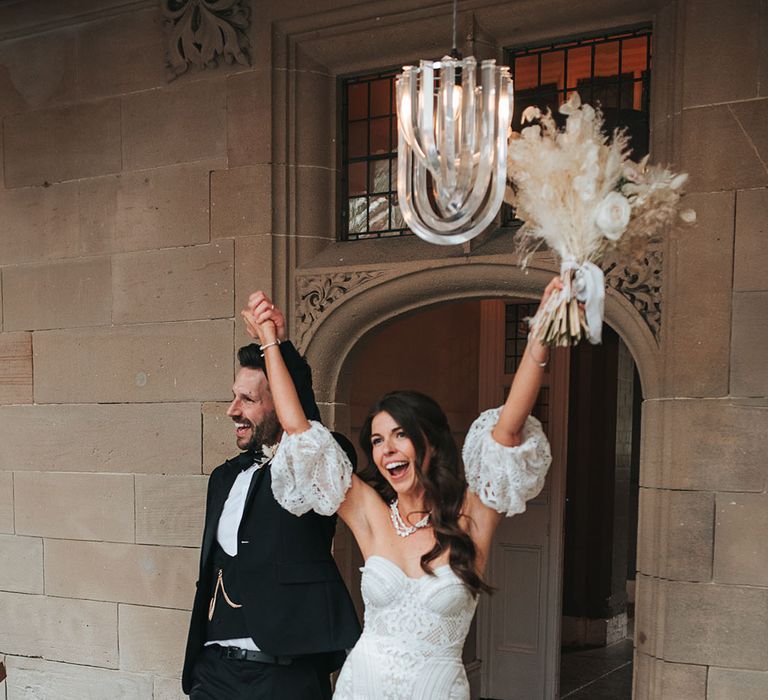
[223,647,249,661]
[219,646,293,666]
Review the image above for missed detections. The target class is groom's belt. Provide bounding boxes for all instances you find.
[210,644,294,665]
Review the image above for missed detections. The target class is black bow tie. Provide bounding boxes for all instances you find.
[244,446,276,471]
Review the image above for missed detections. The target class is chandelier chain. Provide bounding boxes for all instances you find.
[452,0,458,55]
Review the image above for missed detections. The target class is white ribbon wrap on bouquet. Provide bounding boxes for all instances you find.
[561,260,605,344]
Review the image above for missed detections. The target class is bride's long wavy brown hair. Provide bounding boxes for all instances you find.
[358,390,492,596]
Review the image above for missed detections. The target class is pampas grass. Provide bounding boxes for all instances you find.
[505,93,694,346]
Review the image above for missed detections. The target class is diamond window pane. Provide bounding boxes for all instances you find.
[621,36,649,76]
[514,54,539,90]
[370,118,390,155]
[370,78,391,117]
[369,160,390,194]
[540,50,565,92]
[348,121,368,158]
[348,162,367,196]
[594,41,619,78]
[566,46,592,89]
[348,197,368,234]
[347,83,368,120]
[368,196,389,231]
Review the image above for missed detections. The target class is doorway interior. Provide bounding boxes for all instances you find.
[341,298,640,700]
[558,326,641,700]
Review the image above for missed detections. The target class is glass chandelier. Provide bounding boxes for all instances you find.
[395,2,514,245]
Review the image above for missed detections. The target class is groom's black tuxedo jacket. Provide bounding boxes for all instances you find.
[181,343,361,694]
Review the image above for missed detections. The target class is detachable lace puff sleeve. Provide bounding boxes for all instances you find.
[271,421,353,516]
[462,408,552,516]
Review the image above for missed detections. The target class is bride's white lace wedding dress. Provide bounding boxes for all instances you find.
[333,555,476,699]
[271,407,552,700]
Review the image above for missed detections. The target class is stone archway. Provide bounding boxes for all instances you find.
[298,259,662,698]
[300,261,662,411]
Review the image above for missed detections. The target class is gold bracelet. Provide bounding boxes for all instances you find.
[529,350,549,368]
[259,339,281,357]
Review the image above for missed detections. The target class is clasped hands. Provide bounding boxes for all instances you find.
[241,291,286,348]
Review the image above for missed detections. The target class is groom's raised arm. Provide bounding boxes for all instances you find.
[270,341,322,423]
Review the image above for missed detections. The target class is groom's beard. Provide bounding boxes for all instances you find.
[242,410,281,453]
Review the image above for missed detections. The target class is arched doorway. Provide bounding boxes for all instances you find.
[300,263,661,698]
[558,326,643,699]
[339,296,569,699]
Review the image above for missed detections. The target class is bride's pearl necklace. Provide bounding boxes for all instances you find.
[389,499,430,538]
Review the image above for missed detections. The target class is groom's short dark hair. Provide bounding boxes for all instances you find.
[237,343,267,373]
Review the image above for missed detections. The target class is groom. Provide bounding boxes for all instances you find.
[182,296,360,699]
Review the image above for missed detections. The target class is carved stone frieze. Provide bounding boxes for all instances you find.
[295,252,663,351]
[161,0,250,81]
[296,270,387,350]
[605,243,663,343]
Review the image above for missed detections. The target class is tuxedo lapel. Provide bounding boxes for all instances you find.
[241,459,270,522]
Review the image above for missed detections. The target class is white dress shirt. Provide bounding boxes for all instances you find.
[206,460,263,651]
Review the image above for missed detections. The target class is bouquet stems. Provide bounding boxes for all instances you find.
[529,269,590,347]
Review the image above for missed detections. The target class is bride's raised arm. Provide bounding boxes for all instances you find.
[242,292,376,538]
[492,277,561,445]
[462,278,560,539]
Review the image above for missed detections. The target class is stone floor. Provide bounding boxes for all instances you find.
[559,638,634,699]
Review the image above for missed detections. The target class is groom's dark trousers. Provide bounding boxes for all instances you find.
[182,342,360,698]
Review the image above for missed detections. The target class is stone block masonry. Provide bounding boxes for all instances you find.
[0,0,766,698]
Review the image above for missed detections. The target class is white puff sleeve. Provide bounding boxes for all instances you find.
[462,408,552,516]
[270,421,353,516]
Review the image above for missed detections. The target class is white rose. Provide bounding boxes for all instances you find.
[594,192,631,240]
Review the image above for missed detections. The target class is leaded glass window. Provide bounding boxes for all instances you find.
[341,70,408,241]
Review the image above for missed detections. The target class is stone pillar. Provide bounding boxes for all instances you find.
[634,0,768,697]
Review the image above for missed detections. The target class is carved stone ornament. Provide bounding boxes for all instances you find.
[605,243,663,343]
[296,271,387,349]
[161,0,251,81]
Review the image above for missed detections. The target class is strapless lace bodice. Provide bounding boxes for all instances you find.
[333,556,477,699]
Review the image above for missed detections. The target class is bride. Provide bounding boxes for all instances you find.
[242,280,558,700]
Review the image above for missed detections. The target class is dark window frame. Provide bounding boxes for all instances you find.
[337,26,652,241]
[339,67,411,242]
[502,24,652,226]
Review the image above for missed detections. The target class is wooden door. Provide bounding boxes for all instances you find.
[476,300,569,700]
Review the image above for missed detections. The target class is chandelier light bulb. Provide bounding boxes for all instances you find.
[396,55,514,245]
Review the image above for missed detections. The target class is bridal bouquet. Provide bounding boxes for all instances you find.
[505,93,695,346]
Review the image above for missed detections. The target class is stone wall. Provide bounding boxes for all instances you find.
[634,1,768,697]
[0,0,766,698]
[0,2,272,696]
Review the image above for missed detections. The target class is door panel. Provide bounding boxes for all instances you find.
[499,545,542,652]
[477,300,569,700]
